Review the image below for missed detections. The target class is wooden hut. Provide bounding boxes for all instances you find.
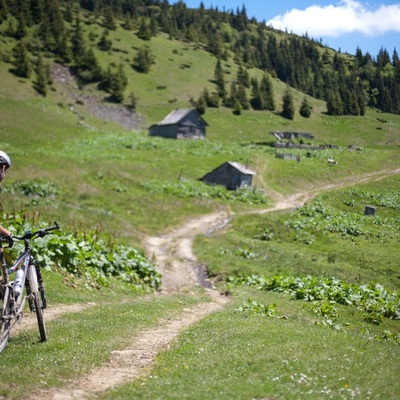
[149,108,207,139]
[200,161,256,190]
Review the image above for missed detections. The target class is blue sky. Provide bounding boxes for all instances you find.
[173,1,400,58]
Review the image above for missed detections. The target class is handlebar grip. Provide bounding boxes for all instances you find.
[46,222,60,232]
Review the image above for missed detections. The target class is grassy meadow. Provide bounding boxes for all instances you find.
[0,14,399,399]
[105,290,400,400]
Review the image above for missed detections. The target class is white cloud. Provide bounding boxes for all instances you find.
[266,0,400,38]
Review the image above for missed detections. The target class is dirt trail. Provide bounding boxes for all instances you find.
[31,297,227,400]
[143,210,232,292]
[30,168,400,399]
[31,211,232,400]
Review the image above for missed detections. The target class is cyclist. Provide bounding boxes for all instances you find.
[0,151,13,248]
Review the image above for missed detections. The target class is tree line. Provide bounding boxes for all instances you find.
[0,0,399,115]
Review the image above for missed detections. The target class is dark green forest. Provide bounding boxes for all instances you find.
[1,0,399,116]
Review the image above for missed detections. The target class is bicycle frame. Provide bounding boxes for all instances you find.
[7,248,37,319]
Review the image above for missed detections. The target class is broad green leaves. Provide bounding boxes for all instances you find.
[228,274,400,324]
[2,211,161,291]
[285,198,400,240]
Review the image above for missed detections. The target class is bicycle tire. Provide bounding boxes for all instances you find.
[33,292,47,342]
[0,293,12,352]
[28,265,47,342]
[40,289,47,310]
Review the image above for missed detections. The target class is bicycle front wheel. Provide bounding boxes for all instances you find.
[33,292,47,342]
[28,265,47,342]
[0,292,12,352]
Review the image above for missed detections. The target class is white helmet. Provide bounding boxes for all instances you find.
[0,151,11,168]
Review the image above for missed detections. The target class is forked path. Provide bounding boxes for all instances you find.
[32,168,400,399]
[32,211,233,400]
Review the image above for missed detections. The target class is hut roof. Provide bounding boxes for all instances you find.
[157,109,194,126]
[201,162,256,181]
[228,161,256,175]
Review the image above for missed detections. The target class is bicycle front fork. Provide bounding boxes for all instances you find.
[26,261,47,311]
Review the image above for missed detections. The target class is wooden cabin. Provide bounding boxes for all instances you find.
[200,161,256,190]
[149,108,207,139]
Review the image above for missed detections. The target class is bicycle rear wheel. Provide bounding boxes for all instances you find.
[0,293,12,352]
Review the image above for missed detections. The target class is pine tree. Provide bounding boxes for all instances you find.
[228,80,238,109]
[15,13,27,39]
[236,64,249,88]
[133,46,154,73]
[39,0,70,61]
[71,16,87,69]
[98,29,112,51]
[281,87,295,119]
[0,0,8,24]
[80,48,102,82]
[64,0,73,23]
[12,41,31,78]
[393,48,400,81]
[6,18,16,38]
[237,82,249,110]
[232,99,242,115]
[358,87,366,116]
[123,12,134,31]
[376,47,391,69]
[208,31,224,58]
[105,64,127,103]
[31,0,44,25]
[299,96,312,118]
[214,58,226,100]
[250,78,263,110]
[149,15,159,37]
[195,92,207,115]
[203,87,220,108]
[137,17,152,40]
[34,54,48,96]
[103,6,117,30]
[326,89,343,116]
[260,74,275,110]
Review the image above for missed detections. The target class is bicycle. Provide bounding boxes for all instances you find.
[0,222,60,352]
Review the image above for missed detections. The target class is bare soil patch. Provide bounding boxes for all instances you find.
[52,64,145,131]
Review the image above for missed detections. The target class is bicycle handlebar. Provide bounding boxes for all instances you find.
[13,222,60,241]
[0,222,60,245]
[1,222,60,274]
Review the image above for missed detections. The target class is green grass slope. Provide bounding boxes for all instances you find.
[1,36,400,235]
[0,12,399,400]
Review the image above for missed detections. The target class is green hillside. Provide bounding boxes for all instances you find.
[1,2,399,226]
[1,42,399,234]
[0,2,399,399]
